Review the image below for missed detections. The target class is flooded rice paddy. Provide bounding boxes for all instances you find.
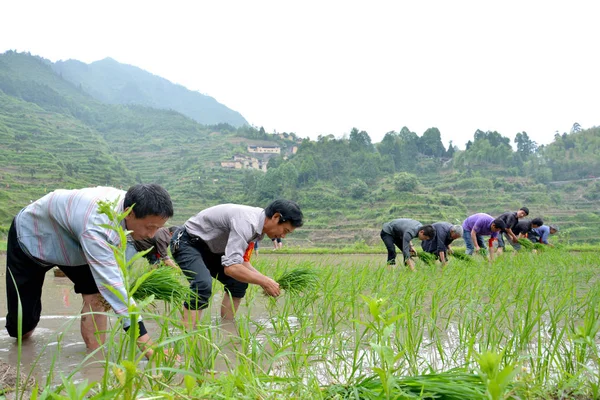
[1,250,599,397]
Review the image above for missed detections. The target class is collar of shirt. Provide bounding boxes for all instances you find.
[253,211,267,242]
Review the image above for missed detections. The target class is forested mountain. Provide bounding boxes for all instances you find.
[1,51,599,245]
[52,57,248,127]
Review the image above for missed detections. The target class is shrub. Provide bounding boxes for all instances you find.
[394,172,419,192]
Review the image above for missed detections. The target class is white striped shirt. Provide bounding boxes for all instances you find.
[16,187,137,320]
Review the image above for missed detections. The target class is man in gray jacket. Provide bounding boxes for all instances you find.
[380,218,435,271]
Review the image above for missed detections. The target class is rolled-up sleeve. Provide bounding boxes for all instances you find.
[221,218,252,267]
[80,227,137,325]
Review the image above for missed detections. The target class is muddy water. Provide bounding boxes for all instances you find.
[0,253,384,388]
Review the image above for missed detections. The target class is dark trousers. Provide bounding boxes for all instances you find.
[170,228,248,310]
[380,230,399,263]
[5,219,98,337]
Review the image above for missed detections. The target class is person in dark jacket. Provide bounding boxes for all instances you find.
[496,207,529,252]
[421,223,463,266]
[380,218,434,271]
[133,226,179,268]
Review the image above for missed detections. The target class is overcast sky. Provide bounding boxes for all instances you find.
[1,1,598,148]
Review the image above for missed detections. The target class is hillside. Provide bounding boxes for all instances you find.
[52,57,249,127]
[0,51,598,247]
[0,51,288,229]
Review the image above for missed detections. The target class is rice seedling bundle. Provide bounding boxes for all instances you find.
[275,267,319,295]
[517,238,535,250]
[130,266,190,304]
[417,251,437,265]
[449,250,474,263]
[324,371,487,399]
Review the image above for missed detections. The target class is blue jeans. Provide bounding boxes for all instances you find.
[463,230,486,255]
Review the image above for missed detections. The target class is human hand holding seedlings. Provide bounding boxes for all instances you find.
[261,276,281,297]
[406,258,416,272]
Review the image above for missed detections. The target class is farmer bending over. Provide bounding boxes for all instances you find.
[134,226,179,268]
[380,218,434,271]
[171,200,303,328]
[420,222,463,267]
[5,184,173,357]
[461,213,506,261]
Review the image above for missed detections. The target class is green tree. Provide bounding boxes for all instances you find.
[349,128,374,152]
[419,127,446,157]
[514,132,537,158]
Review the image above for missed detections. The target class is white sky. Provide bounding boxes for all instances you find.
[1,0,598,148]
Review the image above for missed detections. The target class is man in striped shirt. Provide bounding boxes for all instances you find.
[5,184,173,356]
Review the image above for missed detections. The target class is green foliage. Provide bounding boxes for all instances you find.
[454,177,494,190]
[393,172,419,192]
[349,179,369,199]
[0,51,599,246]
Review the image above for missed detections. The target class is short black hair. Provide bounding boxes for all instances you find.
[168,226,180,234]
[492,218,507,231]
[265,199,304,227]
[519,207,530,216]
[531,217,544,227]
[124,184,173,219]
[420,224,435,239]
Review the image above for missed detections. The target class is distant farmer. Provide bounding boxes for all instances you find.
[509,218,543,251]
[496,207,529,252]
[272,237,283,250]
[512,218,543,238]
[530,223,559,246]
[380,218,435,271]
[171,200,303,328]
[420,222,463,267]
[133,226,179,268]
[461,213,507,261]
[5,184,173,357]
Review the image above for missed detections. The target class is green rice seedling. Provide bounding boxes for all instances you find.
[129,266,190,305]
[417,251,437,265]
[324,370,488,399]
[533,243,547,252]
[275,267,319,295]
[517,238,535,250]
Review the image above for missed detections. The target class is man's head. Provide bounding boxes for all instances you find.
[549,225,559,235]
[491,218,507,233]
[450,225,463,240]
[517,207,529,219]
[263,199,303,239]
[531,217,544,229]
[124,184,173,241]
[418,225,435,241]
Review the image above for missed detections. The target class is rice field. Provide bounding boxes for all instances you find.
[3,247,600,399]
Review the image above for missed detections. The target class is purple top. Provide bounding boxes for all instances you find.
[462,213,499,238]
